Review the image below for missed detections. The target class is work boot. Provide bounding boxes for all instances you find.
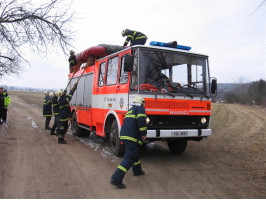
[50,131,56,135]
[45,126,51,130]
[110,179,126,189]
[133,171,145,176]
[58,137,67,144]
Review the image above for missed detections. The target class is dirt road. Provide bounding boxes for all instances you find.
[0,94,265,198]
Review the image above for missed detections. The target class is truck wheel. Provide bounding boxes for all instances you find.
[109,120,124,157]
[71,112,90,137]
[168,139,187,154]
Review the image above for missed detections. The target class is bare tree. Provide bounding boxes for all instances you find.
[0,0,74,77]
[236,76,249,104]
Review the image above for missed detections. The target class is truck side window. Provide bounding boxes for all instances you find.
[106,56,119,86]
[98,62,106,87]
[119,55,129,84]
[130,50,138,91]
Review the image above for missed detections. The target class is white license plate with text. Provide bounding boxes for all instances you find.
[171,131,188,137]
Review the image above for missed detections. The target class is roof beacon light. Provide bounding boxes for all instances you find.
[150,41,191,51]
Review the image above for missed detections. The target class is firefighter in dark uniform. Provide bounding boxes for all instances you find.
[43,91,52,130]
[110,96,147,189]
[57,83,78,144]
[149,67,181,93]
[50,91,60,135]
[0,87,5,124]
[68,50,77,73]
[122,29,147,46]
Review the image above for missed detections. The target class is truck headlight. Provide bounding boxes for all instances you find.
[146,117,150,124]
[200,117,207,124]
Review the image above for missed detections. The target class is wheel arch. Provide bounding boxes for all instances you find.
[104,110,122,137]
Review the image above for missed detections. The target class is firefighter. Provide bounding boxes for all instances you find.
[110,95,147,189]
[50,91,60,135]
[0,88,11,123]
[121,29,147,47]
[0,87,10,124]
[43,91,52,130]
[149,67,180,92]
[68,50,77,73]
[57,84,78,144]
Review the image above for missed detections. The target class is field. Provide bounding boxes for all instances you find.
[0,91,265,198]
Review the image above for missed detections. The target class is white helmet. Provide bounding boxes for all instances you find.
[56,89,63,97]
[49,91,54,98]
[121,29,128,37]
[133,95,145,106]
[44,91,49,96]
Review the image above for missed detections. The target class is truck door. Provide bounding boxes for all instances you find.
[104,56,120,110]
[116,54,130,112]
[94,61,107,129]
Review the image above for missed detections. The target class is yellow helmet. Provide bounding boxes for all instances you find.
[56,89,63,97]
[133,95,145,106]
[70,50,74,54]
[44,91,49,96]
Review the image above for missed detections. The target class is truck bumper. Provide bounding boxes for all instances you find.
[146,129,212,138]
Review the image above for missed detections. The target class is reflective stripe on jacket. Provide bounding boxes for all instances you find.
[123,30,147,46]
[52,96,59,116]
[3,92,10,109]
[120,105,147,145]
[43,95,52,117]
[58,90,74,122]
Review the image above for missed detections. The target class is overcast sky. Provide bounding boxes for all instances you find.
[1,0,265,89]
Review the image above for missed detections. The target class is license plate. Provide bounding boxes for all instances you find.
[171,131,188,136]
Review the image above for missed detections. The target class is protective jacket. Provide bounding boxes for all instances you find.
[69,55,77,69]
[58,90,74,122]
[0,93,4,110]
[52,96,59,116]
[120,104,147,146]
[3,92,11,109]
[123,30,147,46]
[43,95,52,117]
[153,73,174,92]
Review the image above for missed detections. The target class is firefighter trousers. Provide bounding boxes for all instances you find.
[2,109,7,122]
[51,115,60,133]
[111,140,143,183]
[45,117,51,128]
[0,109,5,122]
[58,120,68,139]
[131,38,147,46]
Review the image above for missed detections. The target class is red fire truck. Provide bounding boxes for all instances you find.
[68,42,217,156]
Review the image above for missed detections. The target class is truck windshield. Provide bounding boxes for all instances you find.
[130,48,210,97]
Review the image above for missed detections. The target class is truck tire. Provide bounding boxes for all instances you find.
[109,120,124,157]
[71,112,90,137]
[168,139,187,154]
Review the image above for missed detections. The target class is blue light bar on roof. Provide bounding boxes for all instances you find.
[149,41,191,51]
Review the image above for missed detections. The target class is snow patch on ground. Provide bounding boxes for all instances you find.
[68,131,118,162]
[27,116,38,128]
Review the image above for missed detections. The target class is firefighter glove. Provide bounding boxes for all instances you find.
[72,83,78,91]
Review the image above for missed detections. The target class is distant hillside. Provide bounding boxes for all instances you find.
[0,85,58,92]
[216,80,266,106]
[217,83,239,91]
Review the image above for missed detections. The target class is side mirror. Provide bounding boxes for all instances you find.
[211,78,217,94]
[124,54,134,72]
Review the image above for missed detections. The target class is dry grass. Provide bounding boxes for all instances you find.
[8,91,44,108]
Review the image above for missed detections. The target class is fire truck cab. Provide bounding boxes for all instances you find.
[68,43,217,156]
